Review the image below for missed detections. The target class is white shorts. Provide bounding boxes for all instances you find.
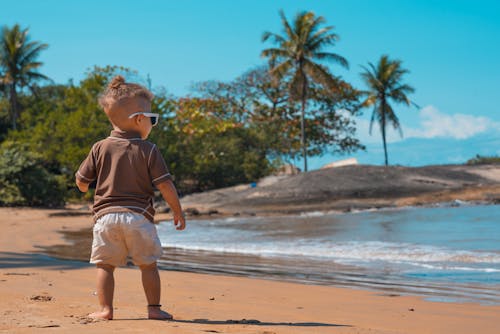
[90,212,163,267]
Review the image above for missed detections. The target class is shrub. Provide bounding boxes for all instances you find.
[466,154,500,165]
[0,142,66,207]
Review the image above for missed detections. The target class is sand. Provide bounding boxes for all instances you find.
[1,207,499,334]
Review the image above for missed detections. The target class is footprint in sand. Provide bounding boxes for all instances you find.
[77,316,107,324]
[28,324,61,328]
[30,295,53,302]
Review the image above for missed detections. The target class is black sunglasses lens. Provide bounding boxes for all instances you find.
[150,117,157,126]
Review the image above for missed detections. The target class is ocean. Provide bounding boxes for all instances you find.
[156,204,500,305]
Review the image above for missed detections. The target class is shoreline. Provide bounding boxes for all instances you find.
[39,231,500,306]
[2,207,500,333]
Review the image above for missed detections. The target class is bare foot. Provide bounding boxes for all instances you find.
[88,310,113,320]
[148,306,173,320]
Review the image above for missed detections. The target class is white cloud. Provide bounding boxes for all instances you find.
[354,105,500,144]
[404,106,499,140]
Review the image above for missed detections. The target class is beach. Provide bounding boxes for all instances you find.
[1,207,499,334]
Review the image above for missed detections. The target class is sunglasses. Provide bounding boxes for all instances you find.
[128,112,160,126]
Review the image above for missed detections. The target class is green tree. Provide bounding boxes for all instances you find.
[360,55,416,165]
[150,97,272,193]
[191,65,291,161]
[305,81,364,157]
[0,24,49,130]
[261,10,348,171]
[193,64,364,168]
[9,66,138,197]
[11,66,118,172]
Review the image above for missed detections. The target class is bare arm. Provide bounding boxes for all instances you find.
[156,179,186,230]
[76,178,89,193]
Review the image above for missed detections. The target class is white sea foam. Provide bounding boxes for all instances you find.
[299,211,327,217]
[400,262,500,273]
[160,239,500,266]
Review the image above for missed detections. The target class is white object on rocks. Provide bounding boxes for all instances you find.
[275,164,301,176]
[321,158,358,169]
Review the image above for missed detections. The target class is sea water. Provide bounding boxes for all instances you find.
[157,204,500,304]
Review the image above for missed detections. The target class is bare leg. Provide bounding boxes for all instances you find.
[89,264,115,320]
[140,262,173,320]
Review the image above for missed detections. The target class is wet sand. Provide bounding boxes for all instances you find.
[1,207,499,333]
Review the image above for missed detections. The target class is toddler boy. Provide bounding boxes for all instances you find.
[75,75,185,320]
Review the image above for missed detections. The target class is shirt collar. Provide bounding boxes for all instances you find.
[109,130,142,140]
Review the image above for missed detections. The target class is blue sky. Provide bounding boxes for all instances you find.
[2,0,499,167]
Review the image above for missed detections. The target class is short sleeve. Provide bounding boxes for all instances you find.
[148,144,172,186]
[75,145,97,183]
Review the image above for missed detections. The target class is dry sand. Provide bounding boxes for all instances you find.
[1,207,499,333]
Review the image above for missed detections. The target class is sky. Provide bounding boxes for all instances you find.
[1,0,499,168]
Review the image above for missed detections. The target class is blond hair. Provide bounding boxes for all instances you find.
[98,75,154,110]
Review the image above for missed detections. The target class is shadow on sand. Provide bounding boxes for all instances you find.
[172,318,350,328]
[81,317,351,329]
[0,251,90,271]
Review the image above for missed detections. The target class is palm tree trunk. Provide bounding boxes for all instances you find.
[381,103,388,166]
[382,127,388,166]
[300,75,308,172]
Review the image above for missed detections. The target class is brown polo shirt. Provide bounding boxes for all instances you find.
[76,130,172,223]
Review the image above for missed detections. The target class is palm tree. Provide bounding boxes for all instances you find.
[261,10,348,172]
[360,55,416,166]
[0,24,49,130]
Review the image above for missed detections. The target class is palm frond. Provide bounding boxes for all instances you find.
[262,31,286,44]
[369,107,378,135]
[310,25,333,37]
[301,12,326,43]
[293,11,310,38]
[308,33,339,53]
[279,9,296,41]
[261,47,289,59]
[308,13,326,31]
[25,71,50,81]
[360,64,382,92]
[19,42,48,65]
[388,85,414,106]
[360,93,377,108]
[384,103,403,137]
[312,52,348,69]
[303,60,337,89]
[270,58,294,79]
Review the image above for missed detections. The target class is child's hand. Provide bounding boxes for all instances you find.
[173,212,186,230]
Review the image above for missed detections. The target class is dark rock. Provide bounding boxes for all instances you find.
[186,208,200,216]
